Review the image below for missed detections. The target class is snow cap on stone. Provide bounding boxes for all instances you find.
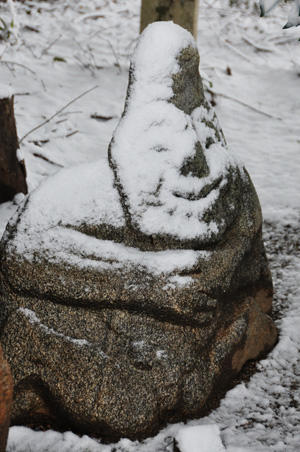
[0,84,14,99]
[131,21,196,105]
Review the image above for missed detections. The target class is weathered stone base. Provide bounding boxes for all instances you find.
[0,279,276,441]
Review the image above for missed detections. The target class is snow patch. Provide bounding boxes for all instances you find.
[10,225,208,276]
[16,148,24,162]
[163,275,194,290]
[7,427,108,452]
[175,424,226,452]
[10,159,124,232]
[132,21,196,105]
[132,341,145,349]
[0,84,13,99]
[156,350,167,360]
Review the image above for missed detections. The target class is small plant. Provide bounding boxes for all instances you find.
[0,17,13,41]
[0,0,20,44]
[259,0,300,28]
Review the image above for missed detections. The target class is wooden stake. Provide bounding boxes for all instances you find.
[0,95,27,203]
[140,0,199,38]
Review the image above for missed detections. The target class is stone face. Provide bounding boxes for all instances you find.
[0,345,13,452]
[0,23,277,441]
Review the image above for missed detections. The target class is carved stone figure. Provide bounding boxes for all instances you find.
[0,22,277,441]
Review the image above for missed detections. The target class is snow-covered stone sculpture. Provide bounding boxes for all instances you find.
[0,22,277,441]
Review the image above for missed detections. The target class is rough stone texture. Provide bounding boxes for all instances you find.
[140,0,199,38]
[0,96,27,204]
[0,23,277,441]
[0,345,13,452]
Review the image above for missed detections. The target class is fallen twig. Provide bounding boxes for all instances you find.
[5,62,16,78]
[207,88,282,121]
[55,118,68,125]
[76,13,105,22]
[29,139,49,146]
[0,60,36,75]
[42,34,62,56]
[221,39,253,63]
[270,36,299,45]
[33,152,64,168]
[65,130,79,138]
[91,114,115,121]
[59,110,83,116]
[14,92,31,96]
[23,25,39,33]
[243,36,274,53]
[19,85,98,144]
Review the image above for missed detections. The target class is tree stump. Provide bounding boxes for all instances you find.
[0,95,27,204]
[140,0,199,37]
[0,345,13,452]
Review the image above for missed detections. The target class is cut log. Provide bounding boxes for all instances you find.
[140,0,199,37]
[0,95,27,204]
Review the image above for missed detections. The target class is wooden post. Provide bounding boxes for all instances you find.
[0,95,27,204]
[140,0,199,38]
[0,346,13,452]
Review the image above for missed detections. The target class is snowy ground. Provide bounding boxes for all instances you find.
[0,0,299,451]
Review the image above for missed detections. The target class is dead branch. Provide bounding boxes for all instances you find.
[19,85,98,144]
[208,88,283,121]
[42,34,62,56]
[91,114,115,121]
[33,152,64,168]
[0,60,36,75]
[243,36,274,53]
[65,130,79,138]
[221,39,253,63]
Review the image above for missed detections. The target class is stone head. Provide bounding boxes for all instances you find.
[109,22,240,249]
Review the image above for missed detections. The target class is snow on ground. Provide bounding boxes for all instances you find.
[0,0,299,451]
[175,424,226,452]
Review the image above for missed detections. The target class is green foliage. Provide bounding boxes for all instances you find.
[0,16,11,41]
[53,56,67,63]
